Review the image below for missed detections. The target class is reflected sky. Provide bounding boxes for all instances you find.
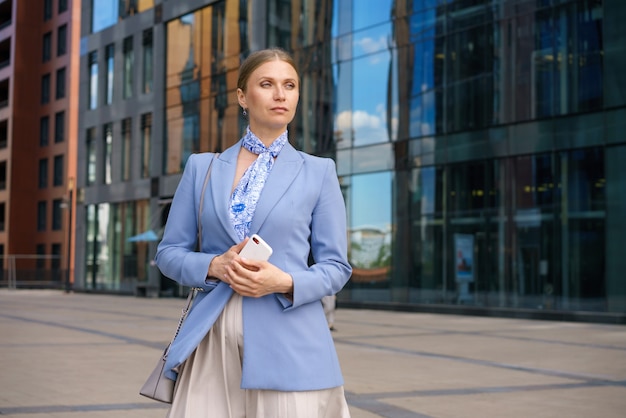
[350,171,392,232]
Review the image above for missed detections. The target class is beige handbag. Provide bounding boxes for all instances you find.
[139,154,218,403]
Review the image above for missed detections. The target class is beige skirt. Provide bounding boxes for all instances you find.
[167,293,351,418]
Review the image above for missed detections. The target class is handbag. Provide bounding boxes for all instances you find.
[139,153,218,403]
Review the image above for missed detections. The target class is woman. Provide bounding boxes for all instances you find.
[155,48,353,417]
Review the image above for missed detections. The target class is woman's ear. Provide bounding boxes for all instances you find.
[236,88,247,109]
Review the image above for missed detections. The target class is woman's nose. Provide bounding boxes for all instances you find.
[274,86,285,100]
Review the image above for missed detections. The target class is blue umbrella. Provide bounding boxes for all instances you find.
[127,230,159,242]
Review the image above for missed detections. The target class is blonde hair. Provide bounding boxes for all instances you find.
[237,48,299,92]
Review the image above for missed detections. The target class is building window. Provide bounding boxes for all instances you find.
[51,243,61,271]
[0,161,5,189]
[121,118,131,181]
[41,74,50,104]
[44,0,52,21]
[56,67,66,99]
[54,111,65,143]
[57,25,67,57]
[36,244,46,270]
[86,127,97,186]
[40,116,49,147]
[92,1,155,33]
[123,37,134,99]
[91,0,117,33]
[0,120,6,149]
[37,201,47,231]
[105,44,114,104]
[142,29,153,94]
[42,32,51,62]
[140,113,151,178]
[53,154,64,187]
[52,199,62,230]
[164,6,238,173]
[88,51,98,109]
[59,0,68,13]
[103,123,112,184]
[0,202,4,231]
[39,158,48,188]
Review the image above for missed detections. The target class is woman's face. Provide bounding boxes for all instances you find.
[237,59,299,136]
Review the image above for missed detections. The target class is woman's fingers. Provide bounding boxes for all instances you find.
[226,259,271,297]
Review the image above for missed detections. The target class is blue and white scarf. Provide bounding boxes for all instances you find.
[229,127,288,240]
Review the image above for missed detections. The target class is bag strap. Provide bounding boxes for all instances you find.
[165,153,220,356]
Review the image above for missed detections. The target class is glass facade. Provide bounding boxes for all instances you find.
[84,200,151,291]
[88,51,97,109]
[105,44,114,105]
[91,0,155,33]
[164,3,248,173]
[121,118,131,181]
[142,29,153,94]
[102,123,112,184]
[77,0,626,318]
[140,113,152,178]
[123,37,134,99]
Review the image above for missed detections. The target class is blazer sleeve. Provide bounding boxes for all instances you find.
[280,158,352,309]
[154,154,219,292]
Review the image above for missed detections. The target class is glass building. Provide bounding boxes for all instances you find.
[76,0,626,321]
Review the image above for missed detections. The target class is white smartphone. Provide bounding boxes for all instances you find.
[239,234,273,261]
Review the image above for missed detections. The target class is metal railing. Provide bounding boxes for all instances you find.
[1,255,64,289]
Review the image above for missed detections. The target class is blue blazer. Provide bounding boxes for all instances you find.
[155,139,352,391]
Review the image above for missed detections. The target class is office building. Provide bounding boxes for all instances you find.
[0,0,80,288]
[76,0,626,321]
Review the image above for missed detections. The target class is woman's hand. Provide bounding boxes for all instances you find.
[224,256,294,298]
[206,240,247,283]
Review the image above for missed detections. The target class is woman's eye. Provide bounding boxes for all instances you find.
[261,82,271,87]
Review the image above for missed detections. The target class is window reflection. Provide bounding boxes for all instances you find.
[85,200,152,291]
[353,0,393,32]
[347,172,393,288]
[351,50,392,146]
[121,118,131,181]
[86,128,96,186]
[105,45,114,105]
[91,0,154,33]
[409,166,444,302]
[91,0,117,33]
[103,123,112,184]
[514,153,557,210]
[142,30,153,94]
[165,4,248,174]
[88,51,97,109]
[123,37,134,99]
[140,113,152,178]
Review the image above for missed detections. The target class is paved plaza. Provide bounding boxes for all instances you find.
[0,289,625,417]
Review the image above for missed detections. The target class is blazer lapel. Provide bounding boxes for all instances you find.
[250,143,303,234]
[210,144,241,244]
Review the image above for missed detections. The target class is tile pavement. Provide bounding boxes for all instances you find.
[0,289,625,417]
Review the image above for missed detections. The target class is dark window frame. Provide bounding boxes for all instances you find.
[57,25,67,57]
[42,32,52,62]
[41,73,50,104]
[54,111,65,143]
[56,67,66,99]
[53,154,64,186]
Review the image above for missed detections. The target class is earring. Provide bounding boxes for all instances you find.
[242,108,247,116]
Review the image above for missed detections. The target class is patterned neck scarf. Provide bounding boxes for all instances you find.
[229,126,288,240]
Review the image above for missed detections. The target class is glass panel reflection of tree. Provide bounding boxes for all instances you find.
[348,172,392,285]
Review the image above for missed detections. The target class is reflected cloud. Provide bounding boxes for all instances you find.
[335,108,398,146]
[355,36,389,62]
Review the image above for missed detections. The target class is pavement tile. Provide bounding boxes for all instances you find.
[1,289,625,418]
